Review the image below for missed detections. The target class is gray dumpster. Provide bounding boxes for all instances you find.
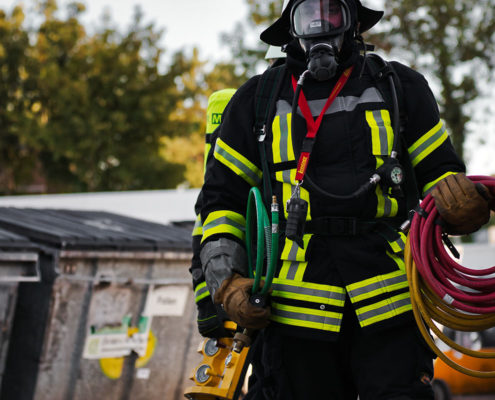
[0,208,200,400]
[0,228,40,394]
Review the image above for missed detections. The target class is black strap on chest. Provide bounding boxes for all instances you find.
[253,64,286,207]
[365,53,420,213]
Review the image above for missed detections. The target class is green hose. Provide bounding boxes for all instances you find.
[245,187,279,296]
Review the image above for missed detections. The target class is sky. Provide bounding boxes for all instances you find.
[0,0,252,62]
[0,0,494,175]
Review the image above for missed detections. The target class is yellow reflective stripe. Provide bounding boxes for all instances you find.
[270,301,343,332]
[192,214,203,237]
[375,184,398,218]
[194,282,210,303]
[272,277,346,307]
[272,114,295,164]
[278,260,308,281]
[214,138,262,187]
[422,171,458,196]
[346,270,408,303]
[355,292,412,327]
[367,110,394,156]
[386,251,405,272]
[388,231,406,253]
[409,120,448,167]
[203,142,212,173]
[201,210,246,242]
[280,234,313,262]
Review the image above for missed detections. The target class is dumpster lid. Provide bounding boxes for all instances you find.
[0,208,192,251]
[0,226,38,250]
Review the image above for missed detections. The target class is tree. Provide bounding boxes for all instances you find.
[368,0,495,162]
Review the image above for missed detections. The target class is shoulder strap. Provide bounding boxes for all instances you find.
[366,53,420,212]
[253,64,287,207]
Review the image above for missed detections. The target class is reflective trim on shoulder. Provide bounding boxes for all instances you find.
[214,138,262,187]
[346,269,409,303]
[270,301,343,332]
[194,281,210,303]
[408,120,448,167]
[201,210,246,242]
[354,292,412,327]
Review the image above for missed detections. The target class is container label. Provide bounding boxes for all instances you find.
[143,285,189,317]
[83,315,151,359]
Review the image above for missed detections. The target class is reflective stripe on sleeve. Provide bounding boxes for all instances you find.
[201,210,246,242]
[194,281,210,303]
[214,138,262,187]
[354,292,412,327]
[192,214,203,237]
[422,171,458,196]
[408,120,448,167]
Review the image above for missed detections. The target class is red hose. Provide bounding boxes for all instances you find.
[409,175,495,314]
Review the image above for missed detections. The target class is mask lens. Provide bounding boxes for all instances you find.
[292,0,345,37]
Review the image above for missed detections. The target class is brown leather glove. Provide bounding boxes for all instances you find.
[213,273,270,330]
[432,173,493,235]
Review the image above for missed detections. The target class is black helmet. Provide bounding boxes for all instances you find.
[260,0,383,46]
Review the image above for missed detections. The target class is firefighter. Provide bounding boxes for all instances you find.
[199,0,492,398]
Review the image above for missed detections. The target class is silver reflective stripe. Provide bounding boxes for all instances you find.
[347,273,408,301]
[272,282,346,303]
[214,141,262,186]
[356,295,412,327]
[203,216,245,234]
[275,87,384,117]
[285,261,299,280]
[272,305,342,327]
[409,123,447,165]
[195,284,209,303]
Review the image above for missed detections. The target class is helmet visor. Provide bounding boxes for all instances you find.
[291,0,350,38]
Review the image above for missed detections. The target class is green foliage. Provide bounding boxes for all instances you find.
[0,0,207,193]
[368,0,495,161]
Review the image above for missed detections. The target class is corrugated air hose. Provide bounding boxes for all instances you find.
[405,175,495,378]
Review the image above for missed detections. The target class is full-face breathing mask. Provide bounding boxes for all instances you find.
[290,0,351,81]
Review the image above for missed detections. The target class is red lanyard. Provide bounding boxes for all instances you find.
[291,66,354,182]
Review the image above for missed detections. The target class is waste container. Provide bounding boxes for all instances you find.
[0,208,200,400]
[0,227,40,394]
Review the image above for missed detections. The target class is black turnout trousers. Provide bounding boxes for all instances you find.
[245,298,435,400]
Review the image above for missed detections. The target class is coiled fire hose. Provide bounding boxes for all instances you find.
[405,175,495,378]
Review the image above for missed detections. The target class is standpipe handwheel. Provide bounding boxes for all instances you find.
[405,175,495,378]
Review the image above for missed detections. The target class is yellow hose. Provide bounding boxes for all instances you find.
[405,235,495,378]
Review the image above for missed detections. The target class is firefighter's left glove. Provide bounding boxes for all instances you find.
[432,173,493,235]
[197,300,229,338]
[213,273,271,330]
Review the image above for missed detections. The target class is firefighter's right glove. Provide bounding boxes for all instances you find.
[432,173,493,235]
[213,273,271,330]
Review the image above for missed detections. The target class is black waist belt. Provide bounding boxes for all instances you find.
[279,217,378,236]
[305,217,377,236]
